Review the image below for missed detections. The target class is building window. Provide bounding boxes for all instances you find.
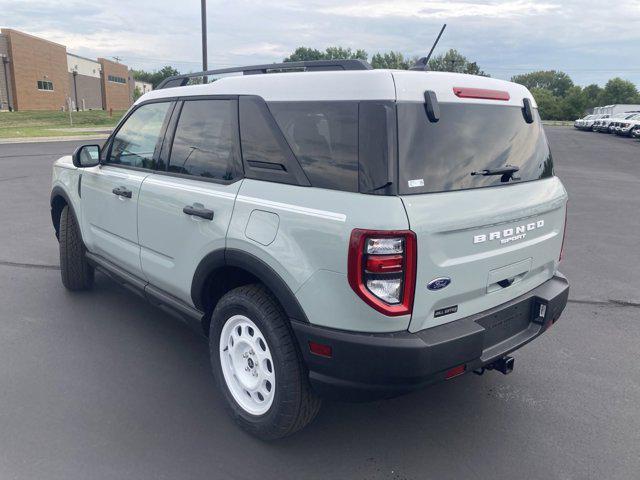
[108,75,126,84]
[37,80,54,91]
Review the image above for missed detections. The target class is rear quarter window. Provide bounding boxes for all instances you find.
[269,101,358,192]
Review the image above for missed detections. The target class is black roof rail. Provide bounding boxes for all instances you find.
[156,59,373,89]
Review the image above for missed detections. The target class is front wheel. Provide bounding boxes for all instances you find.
[59,205,94,291]
[209,284,321,440]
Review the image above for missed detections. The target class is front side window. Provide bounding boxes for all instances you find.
[168,99,238,181]
[108,102,171,168]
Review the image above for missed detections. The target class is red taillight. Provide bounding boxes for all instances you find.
[365,255,404,273]
[559,205,568,262]
[347,229,417,316]
[453,87,510,101]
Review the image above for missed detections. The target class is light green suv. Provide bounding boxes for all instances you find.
[51,59,569,439]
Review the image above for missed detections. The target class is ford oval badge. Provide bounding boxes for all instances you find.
[427,277,451,291]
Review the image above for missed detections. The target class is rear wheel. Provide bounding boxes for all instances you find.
[59,205,94,291]
[209,284,321,440]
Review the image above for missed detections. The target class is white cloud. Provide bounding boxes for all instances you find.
[319,1,560,19]
[1,0,639,86]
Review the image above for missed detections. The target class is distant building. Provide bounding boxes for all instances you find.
[98,57,131,111]
[67,53,102,110]
[135,80,153,96]
[0,28,134,111]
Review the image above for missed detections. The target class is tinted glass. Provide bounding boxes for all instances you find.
[358,102,396,195]
[108,102,171,168]
[239,97,308,186]
[241,99,288,166]
[397,103,553,195]
[169,100,238,181]
[269,101,358,191]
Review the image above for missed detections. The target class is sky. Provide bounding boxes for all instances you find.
[3,0,640,87]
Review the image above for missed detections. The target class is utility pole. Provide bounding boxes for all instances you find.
[201,0,208,84]
[1,55,12,111]
[72,69,79,111]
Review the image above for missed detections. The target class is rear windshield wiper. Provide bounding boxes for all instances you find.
[471,165,520,183]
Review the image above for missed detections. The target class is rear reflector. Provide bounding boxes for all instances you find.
[445,364,466,379]
[309,341,332,358]
[453,87,510,101]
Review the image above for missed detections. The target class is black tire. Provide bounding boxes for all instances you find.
[209,284,321,440]
[59,205,94,291]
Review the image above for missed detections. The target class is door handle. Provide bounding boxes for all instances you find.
[183,204,214,220]
[112,186,132,199]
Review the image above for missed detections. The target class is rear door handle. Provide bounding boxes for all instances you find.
[112,186,132,198]
[183,204,214,220]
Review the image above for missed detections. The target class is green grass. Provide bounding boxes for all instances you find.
[542,120,574,126]
[0,110,125,138]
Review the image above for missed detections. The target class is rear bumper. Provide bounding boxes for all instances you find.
[292,274,569,401]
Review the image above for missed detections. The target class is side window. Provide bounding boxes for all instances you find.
[239,96,310,186]
[269,101,358,192]
[168,99,238,181]
[108,102,171,168]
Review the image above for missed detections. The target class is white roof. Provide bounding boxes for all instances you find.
[137,69,536,108]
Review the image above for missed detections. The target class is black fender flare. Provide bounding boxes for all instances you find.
[191,248,309,323]
[50,186,77,239]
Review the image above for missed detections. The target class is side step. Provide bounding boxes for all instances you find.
[85,252,206,335]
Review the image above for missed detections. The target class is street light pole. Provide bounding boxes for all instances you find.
[201,0,208,84]
[1,55,13,111]
[72,70,79,111]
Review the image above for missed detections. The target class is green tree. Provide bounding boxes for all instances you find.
[132,86,142,101]
[530,87,563,120]
[511,70,574,97]
[561,86,588,120]
[131,66,180,88]
[599,77,640,104]
[282,46,487,74]
[283,46,367,62]
[371,51,415,70]
[427,49,489,76]
[582,84,603,109]
[324,47,368,61]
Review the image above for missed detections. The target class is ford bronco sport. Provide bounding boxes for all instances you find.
[50,59,569,440]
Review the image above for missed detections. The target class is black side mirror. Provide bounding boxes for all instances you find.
[72,144,101,168]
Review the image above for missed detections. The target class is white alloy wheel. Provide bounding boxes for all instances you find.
[219,314,276,416]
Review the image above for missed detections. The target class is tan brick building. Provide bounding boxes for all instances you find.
[0,29,136,111]
[99,58,132,111]
[1,29,69,111]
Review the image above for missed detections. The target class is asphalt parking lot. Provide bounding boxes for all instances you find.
[0,128,639,480]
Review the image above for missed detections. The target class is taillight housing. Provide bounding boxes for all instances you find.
[348,229,417,316]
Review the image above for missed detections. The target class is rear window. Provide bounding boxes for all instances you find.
[397,103,553,195]
[169,99,239,181]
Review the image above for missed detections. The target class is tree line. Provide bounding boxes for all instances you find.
[132,47,639,120]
